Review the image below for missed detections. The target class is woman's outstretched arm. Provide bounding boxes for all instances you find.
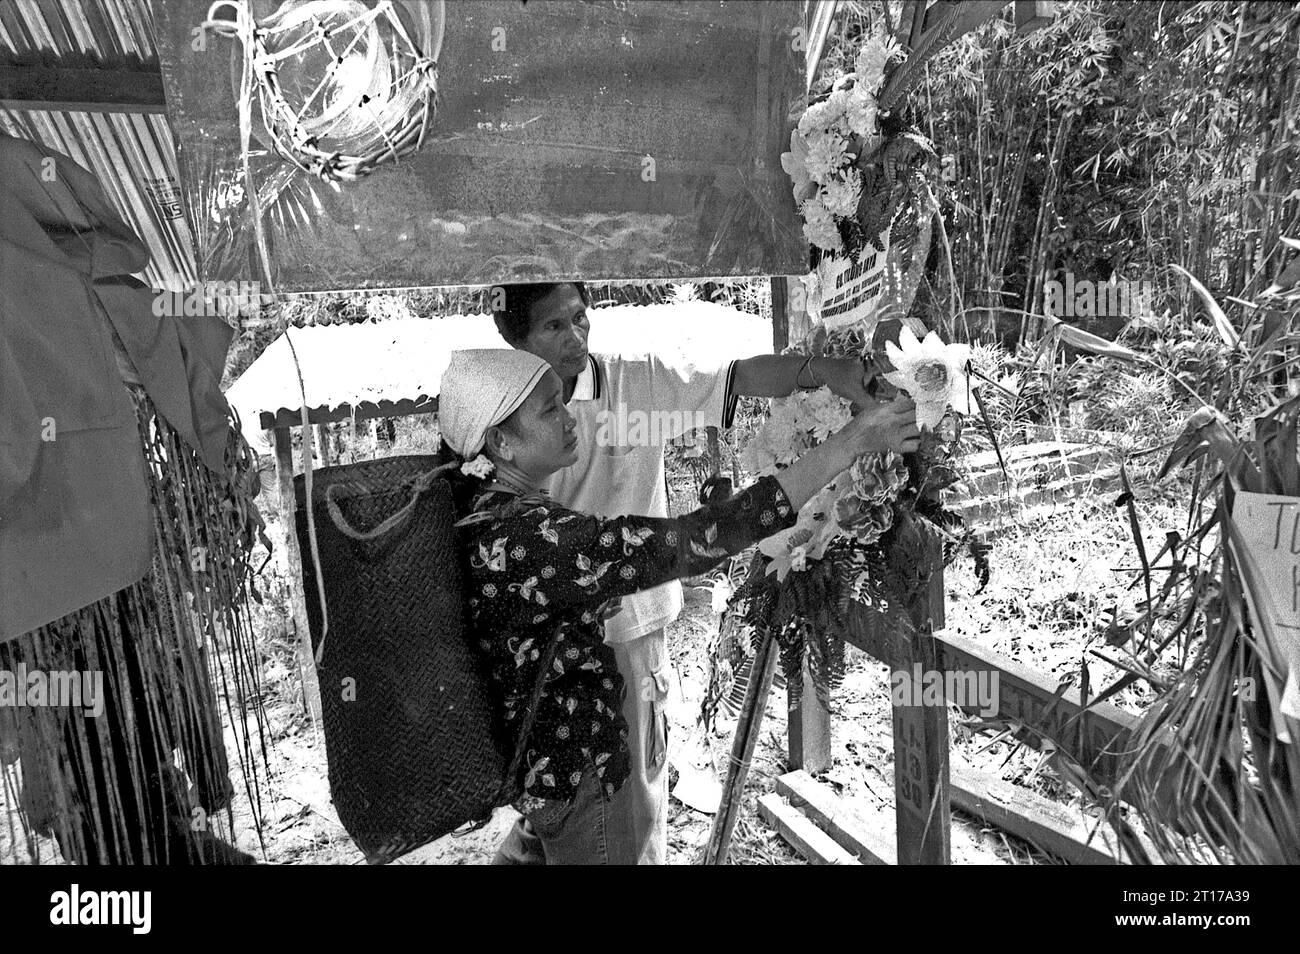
[467,476,796,626]
[469,394,919,626]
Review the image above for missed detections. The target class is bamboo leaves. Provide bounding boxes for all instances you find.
[1170,264,1241,349]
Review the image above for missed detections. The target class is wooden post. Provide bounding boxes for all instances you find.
[789,278,812,349]
[1014,0,1058,34]
[705,426,722,479]
[315,423,331,467]
[788,660,833,773]
[775,271,833,772]
[890,548,950,864]
[351,415,363,463]
[773,274,812,352]
[272,427,324,728]
[771,276,790,353]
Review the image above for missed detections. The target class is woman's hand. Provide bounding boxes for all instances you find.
[773,395,921,511]
[841,395,921,456]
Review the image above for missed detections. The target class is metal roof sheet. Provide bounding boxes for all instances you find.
[0,0,157,67]
[1,1,193,291]
[0,106,195,290]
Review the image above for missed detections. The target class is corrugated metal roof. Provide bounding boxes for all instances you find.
[0,107,195,290]
[1,0,193,290]
[0,0,156,66]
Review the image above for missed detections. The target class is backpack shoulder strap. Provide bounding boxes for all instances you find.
[494,618,567,806]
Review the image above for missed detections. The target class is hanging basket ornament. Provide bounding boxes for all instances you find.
[205,0,443,184]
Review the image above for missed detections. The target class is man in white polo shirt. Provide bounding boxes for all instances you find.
[491,282,878,864]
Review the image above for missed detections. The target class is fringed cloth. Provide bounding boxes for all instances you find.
[0,390,268,864]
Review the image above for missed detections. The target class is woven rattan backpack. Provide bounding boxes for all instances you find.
[293,454,560,864]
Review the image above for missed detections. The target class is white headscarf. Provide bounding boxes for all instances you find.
[438,349,552,458]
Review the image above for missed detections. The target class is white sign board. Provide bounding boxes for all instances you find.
[1231,491,1300,736]
[815,229,891,333]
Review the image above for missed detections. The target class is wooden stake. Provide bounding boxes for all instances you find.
[788,659,832,774]
[272,427,324,728]
[702,627,780,865]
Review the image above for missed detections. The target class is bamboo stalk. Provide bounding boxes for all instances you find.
[702,626,780,865]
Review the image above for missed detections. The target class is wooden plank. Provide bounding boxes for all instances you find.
[845,609,1138,788]
[1020,423,1126,447]
[954,466,1123,525]
[0,66,167,113]
[273,427,324,728]
[258,396,438,431]
[960,440,1111,479]
[950,760,1123,864]
[776,771,895,864]
[757,793,862,865]
[781,764,1140,866]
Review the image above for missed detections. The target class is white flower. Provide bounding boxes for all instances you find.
[799,198,843,252]
[759,525,811,581]
[756,475,846,580]
[460,454,495,478]
[808,394,853,441]
[780,129,818,204]
[758,406,799,461]
[797,95,847,137]
[802,215,843,253]
[709,576,734,613]
[844,83,878,138]
[802,131,850,184]
[818,169,863,218]
[854,35,902,92]
[883,327,973,429]
[787,387,853,442]
[825,87,851,122]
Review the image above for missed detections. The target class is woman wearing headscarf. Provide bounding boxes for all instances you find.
[439,349,919,864]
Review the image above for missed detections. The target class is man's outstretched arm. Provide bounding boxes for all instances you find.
[730,354,874,407]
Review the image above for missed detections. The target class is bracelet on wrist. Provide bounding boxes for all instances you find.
[796,354,823,390]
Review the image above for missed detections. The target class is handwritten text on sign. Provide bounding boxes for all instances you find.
[816,228,890,332]
[1231,491,1300,726]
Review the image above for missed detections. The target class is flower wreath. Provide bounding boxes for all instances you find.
[781,33,905,256]
[702,35,985,722]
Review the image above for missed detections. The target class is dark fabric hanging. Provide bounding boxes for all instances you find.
[0,133,234,641]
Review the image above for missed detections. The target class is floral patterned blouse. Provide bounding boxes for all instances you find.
[459,475,795,805]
